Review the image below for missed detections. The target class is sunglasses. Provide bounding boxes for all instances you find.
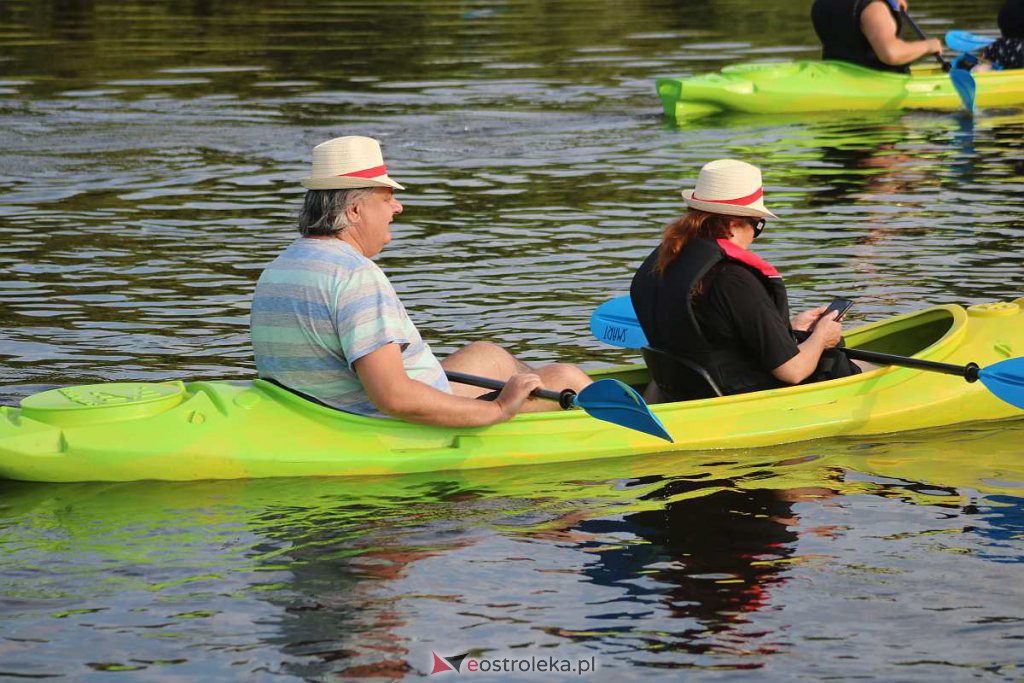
[749,218,766,238]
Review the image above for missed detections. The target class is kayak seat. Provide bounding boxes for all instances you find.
[641,346,723,402]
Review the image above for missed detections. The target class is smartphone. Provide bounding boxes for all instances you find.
[823,297,854,321]
[806,296,856,335]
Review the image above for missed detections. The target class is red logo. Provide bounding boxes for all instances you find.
[430,652,471,675]
[430,652,458,675]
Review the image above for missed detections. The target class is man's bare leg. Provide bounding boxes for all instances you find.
[441,341,591,412]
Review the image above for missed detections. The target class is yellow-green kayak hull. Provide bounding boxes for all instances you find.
[656,61,1024,121]
[1,299,1021,482]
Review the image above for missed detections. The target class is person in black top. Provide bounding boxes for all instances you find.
[980,0,1024,70]
[630,160,861,400]
[811,0,943,73]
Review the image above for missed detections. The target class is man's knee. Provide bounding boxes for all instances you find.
[459,340,506,358]
[452,341,518,368]
[443,340,522,376]
[541,363,591,391]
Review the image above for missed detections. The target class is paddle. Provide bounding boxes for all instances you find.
[888,1,977,112]
[945,30,995,54]
[590,296,1024,410]
[444,369,673,442]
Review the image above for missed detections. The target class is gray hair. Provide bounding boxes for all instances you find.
[297,188,374,237]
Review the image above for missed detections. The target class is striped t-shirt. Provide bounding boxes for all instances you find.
[250,237,450,415]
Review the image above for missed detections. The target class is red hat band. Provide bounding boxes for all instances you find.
[690,186,763,207]
[337,164,388,179]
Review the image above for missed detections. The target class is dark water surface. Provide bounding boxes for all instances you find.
[1,0,1023,679]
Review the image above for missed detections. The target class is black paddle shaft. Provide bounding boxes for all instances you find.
[840,346,981,382]
[900,10,951,72]
[444,370,578,409]
[791,330,981,382]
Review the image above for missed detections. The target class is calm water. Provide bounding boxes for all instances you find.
[1,0,1023,679]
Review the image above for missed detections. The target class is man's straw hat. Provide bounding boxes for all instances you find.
[301,136,405,191]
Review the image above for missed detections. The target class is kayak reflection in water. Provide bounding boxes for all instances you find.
[630,160,863,403]
[811,0,943,73]
[577,482,835,643]
[249,135,590,426]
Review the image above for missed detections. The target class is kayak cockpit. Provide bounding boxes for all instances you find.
[845,305,958,357]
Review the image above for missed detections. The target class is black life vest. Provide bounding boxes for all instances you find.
[811,0,909,74]
[630,237,791,395]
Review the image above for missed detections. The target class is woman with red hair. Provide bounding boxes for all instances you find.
[630,160,861,401]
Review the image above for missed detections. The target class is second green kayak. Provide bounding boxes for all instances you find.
[656,61,1024,121]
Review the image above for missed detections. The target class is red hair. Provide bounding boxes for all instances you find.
[654,209,737,275]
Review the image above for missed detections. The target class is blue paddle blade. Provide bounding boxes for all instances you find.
[575,378,673,442]
[945,30,995,54]
[590,296,647,349]
[979,357,1024,410]
[950,67,977,114]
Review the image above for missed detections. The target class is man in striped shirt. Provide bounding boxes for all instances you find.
[250,136,590,427]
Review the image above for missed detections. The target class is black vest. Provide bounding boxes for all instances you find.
[811,0,909,74]
[630,238,791,395]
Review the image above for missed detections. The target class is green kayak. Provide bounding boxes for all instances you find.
[656,61,1024,121]
[0,298,1021,483]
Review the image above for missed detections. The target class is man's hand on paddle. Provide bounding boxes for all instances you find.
[494,372,543,419]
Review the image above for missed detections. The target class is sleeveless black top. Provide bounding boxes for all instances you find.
[811,0,909,74]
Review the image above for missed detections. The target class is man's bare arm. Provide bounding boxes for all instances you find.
[354,343,540,427]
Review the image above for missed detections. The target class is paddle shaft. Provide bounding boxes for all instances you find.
[445,370,577,409]
[791,329,981,381]
[900,9,951,71]
[447,368,673,441]
[841,346,980,381]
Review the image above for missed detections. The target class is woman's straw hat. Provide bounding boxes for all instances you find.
[301,136,405,190]
[681,159,777,219]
